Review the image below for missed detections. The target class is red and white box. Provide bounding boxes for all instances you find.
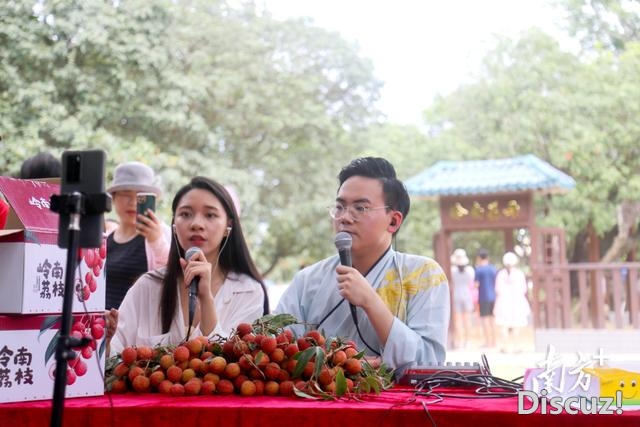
[0,313,105,403]
[0,177,106,314]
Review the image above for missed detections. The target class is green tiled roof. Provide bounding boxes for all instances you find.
[405,154,575,197]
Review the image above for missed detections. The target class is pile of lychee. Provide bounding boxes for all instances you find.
[105,315,391,398]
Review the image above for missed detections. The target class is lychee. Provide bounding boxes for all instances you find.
[121,346,137,365]
[132,374,150,393]
[173,345,190,363]
[208,356,227,374]
[184,378,202,395]
[216,379,234,395]
[136,345,154,361]
[236,322,253,337]
[239,380,256,396]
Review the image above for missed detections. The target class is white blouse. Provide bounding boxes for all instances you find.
[109,268,264,356]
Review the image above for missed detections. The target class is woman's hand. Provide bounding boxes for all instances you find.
[105,308,118,339]
[136,209,163,243]
[180,249,217,336]
[105,308,118,356]
[180,249,213,301]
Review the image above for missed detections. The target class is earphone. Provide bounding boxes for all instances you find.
[226,226,232,235]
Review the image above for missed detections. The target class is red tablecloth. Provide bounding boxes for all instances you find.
[1,389,638,427]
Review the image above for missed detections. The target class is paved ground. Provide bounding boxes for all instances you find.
[446,324,640,381]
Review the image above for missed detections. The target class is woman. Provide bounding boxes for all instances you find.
[493,251,531,353]
[105,161,171,309]
[106,177,268,355]
[449,248,475,349]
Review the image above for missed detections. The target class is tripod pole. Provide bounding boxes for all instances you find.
[50,194,82,427]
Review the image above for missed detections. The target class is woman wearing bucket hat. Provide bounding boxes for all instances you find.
[450,248,475,349]
[493,251,531,353]
[105,161,171,309]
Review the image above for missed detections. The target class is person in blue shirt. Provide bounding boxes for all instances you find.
[474,249,497,348]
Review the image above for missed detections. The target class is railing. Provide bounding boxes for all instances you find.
[531,262,640,329]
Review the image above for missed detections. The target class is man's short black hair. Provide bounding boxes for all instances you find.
[478,248,490,259]
[19,152,61,179]
[338,157,410,220]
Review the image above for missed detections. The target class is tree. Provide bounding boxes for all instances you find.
[0,0,382,279]
[421,24,640,262]
[561,0,640,52]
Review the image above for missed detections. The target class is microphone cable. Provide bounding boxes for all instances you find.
[407,355,523,400]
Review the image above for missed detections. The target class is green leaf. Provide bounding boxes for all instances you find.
[293,387,320,400]
[335,367,347,397]
[358,378,371,393]
[365,375,380,394]
[292,347,316,379]
[99,337,106,359]
[44,330,60,364]
[311,346,325,379]
[38,315,61,340]
[257,313,299,329]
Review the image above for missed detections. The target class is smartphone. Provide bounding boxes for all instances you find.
[57,150,107,249]
[137,193,156,218]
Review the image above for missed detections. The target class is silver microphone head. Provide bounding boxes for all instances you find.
[334,232,352,251]
[185,246,201,261]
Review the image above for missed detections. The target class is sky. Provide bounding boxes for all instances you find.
[264,1,566,126]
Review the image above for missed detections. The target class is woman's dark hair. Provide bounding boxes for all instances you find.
[160,176,268,332]
[19,152,61,179]
[338,157,411,221]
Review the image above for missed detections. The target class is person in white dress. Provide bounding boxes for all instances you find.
[493,251,531,353]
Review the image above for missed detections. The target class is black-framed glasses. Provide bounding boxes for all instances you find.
[328,203,390,220]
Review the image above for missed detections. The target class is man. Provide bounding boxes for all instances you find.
[275,157,449,372]
[474,249,497,348]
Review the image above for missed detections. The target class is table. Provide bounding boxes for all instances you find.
[1,388,638,427]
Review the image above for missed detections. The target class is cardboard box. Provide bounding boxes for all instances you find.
[0,177,106,314]
[0,314,105,403]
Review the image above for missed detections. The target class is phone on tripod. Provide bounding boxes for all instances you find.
[57,150,107,248]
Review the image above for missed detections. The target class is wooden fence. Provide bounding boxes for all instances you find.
[531,262,640,329]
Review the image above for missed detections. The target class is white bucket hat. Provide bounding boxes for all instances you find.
[106,161,162,197]
[450,248,470,266]
[502,251,519,267]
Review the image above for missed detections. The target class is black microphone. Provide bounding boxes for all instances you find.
[334,232,357,325]
[184,247,201,333]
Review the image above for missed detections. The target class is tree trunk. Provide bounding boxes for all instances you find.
[600,202,640,263]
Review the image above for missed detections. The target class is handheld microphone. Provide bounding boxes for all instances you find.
[334,232,357,325]
[184,247,201,333]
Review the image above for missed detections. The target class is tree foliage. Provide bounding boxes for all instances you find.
[0,0,382,280]
[422,11,640,261]
[561,0,640,52]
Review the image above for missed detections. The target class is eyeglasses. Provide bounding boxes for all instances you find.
[328,203,390,220]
